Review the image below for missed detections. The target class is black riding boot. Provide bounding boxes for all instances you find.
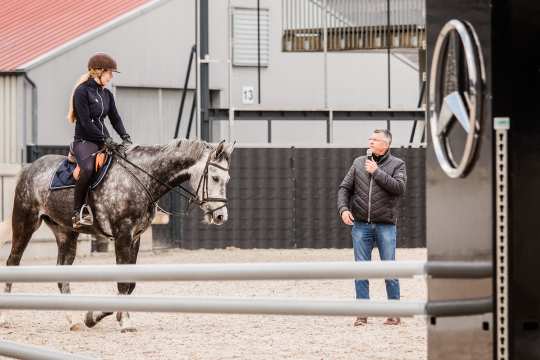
[72,140,100,228]
[73,171,94,228]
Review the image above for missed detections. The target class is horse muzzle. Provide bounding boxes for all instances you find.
[205,205,228,225]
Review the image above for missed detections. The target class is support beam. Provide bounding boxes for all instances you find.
[200,0,210,140]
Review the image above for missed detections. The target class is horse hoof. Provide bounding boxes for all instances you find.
[84,312,97,328]
[70,323,83,331]
[121,327,137,333]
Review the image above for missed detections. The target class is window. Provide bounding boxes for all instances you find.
[232,7,270,67]
[282,0,426,52]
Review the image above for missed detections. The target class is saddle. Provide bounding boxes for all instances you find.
[68,149,108,181]
[49,148,113,191]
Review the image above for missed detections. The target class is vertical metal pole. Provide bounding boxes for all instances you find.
[22,80,27,163]
[228,107,234,142]
[174,45,196,139]
[22,74,37,146]
[200,0,210,141]
[1,177,4,221]
[195,0,200,138]
[386,0,391,130]
[158,88,163,139]
[187,93,197,139]
[290,0,293,50]
[495,123,509,360]
[257,0,261,104]
[323,0,328,108]
[282,0,285,50]
[309,0,312,50]
[287,0,294,51]
[315,0,323,51]
[228,0,232,109]
[327,109,333,144]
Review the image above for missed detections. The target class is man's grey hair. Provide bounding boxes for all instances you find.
[373,129,392,145]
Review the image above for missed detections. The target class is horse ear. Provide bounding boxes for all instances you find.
[226,141,237,155]
[214,140,226,159]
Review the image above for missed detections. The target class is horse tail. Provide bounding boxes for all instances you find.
[0,217,12,253]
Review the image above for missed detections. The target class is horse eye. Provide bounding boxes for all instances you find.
[212,176,219,182]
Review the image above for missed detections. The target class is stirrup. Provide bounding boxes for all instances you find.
[78,204,94,226]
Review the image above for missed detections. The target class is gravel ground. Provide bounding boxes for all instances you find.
[0,247,427,360]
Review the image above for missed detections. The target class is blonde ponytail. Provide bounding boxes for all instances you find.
[67,69,104,124]
[67,73,90,124]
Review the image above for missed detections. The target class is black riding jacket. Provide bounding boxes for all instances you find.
[73,79,128,144]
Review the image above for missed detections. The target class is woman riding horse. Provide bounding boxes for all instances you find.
[67,53,132,228]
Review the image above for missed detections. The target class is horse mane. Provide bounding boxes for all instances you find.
[129,138,213,161]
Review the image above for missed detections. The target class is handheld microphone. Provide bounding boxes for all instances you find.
[366,149,373,161]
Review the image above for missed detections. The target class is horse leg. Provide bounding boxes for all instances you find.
[49,222,83,331]
[125,234,141,294]
[84,236,114,328]
[0,205,41,327]
[115,231,140,333]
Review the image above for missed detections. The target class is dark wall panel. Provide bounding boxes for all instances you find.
[27,145,69,161]
[27,145,426,249]
[180,147,426,249]
[178,148,295,249]
[394,148,426,249]
[503,1,540,359]
[293,147,358,249]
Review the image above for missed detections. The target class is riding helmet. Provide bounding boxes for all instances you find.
[87,53,119,72]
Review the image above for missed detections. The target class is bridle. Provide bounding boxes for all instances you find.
[190,149,229,215]
[110,146,229,217]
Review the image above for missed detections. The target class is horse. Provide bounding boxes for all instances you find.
[0,138,234,332]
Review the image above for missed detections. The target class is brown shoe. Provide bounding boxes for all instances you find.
[353,317,367,326]
[384,317,401,325]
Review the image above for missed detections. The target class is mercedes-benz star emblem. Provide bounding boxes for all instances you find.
[429,19,486,178]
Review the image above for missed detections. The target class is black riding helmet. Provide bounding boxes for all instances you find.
[87,52,120,73]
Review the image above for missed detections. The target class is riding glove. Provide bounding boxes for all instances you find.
[121,134,133,146]
[118,134,132,156]
[104,136,115,149]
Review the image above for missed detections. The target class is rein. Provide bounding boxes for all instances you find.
[109,147,229,217]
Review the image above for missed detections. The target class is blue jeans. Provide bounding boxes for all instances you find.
[351,221,400,300]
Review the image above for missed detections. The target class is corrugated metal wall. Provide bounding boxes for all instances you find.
[154,147,426,249]
[0,75,18,164]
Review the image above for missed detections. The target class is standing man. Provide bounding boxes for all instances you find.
[337,129,407,326]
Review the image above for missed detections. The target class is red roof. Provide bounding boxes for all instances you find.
[0,0,152,71]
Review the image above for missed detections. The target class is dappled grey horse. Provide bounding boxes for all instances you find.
[1,139,234,332]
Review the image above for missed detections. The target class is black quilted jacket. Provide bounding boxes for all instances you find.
[337,151,407,224]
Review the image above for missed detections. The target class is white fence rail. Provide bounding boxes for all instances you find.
[0,294,427,317]
[0,260,492,360]
[0,340,93,360]
[0,260,492,283]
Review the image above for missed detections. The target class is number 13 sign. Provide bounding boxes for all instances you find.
[242,86,255,104]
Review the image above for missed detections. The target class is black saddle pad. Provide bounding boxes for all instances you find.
[49,155,113,191]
